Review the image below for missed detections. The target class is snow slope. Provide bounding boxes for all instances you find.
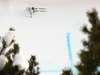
[0,0,100,75]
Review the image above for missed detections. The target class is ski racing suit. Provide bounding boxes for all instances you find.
[29,7,33,15]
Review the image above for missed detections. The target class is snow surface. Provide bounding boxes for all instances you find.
[0,55,6,71]
[13,52,29,71]
[0,0,28,9]
[3,31,14,47]
[0,0,100,75]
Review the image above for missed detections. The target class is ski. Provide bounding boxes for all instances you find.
[34,8,46,10]
[35,10,47,12]
[26,7,29,11]
[34,8,47,12]
[25,7,47,13]
[26,7,46,10]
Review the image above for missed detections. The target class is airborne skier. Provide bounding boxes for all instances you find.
[26,7,47,18]
[29,7,33,18]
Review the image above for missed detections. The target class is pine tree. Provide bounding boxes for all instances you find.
[75,8,100,75]
[26,55,40,75]
[0,27,40,75]
[61,68,73,75]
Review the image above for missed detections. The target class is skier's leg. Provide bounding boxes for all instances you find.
[30,11,32,18]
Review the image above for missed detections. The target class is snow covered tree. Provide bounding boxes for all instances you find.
[0,27,40,75]
[75,8,100,75]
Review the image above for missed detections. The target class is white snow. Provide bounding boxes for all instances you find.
[13,52,29,71]
[3,31,14,47]
[0,0,28,9]
[0,55,6,71]
[33,66,38,71]
[0,0,100,75]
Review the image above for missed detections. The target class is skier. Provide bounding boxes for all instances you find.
[29,7,35,18]
[32,7,35,12]
[29,7,33,18]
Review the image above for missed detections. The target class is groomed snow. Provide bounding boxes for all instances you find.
[0,0,28,9]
